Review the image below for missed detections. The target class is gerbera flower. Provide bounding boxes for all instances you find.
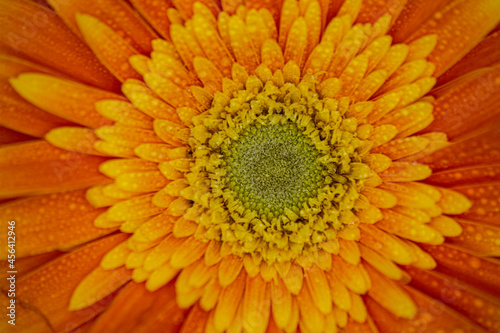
[1,0,500,332]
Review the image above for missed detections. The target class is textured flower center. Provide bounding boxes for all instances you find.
[185,65,374,263]
[225,122,324,217]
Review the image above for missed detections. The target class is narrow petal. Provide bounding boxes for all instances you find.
[407,0,500,76]
[365,264,417,319]
[0,141,110,198]
[367,285,486,332]
[76,14,142,81]
[438,31,500,85]
[419,128,500,171]
[0,0,120,91]
[421,244,500,297]
[70,266,131,310]
[89,281,188,332]
[406,267,500,332]
[0,190,115,258]
[10,74,118,128]
[12,234,126,333]
[48,0,157,54]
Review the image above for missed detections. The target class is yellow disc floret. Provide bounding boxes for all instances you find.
[183,63,373,263]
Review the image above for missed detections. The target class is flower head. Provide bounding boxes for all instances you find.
[1,0,500,332]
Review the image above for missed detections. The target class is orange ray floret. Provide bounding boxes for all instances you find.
[0,190,114,257]
[90,282,188,332]
[0,0,120,91]
[76,14,143,82]
[10,74,118,129]
[0,141,110,199]
[0,234,126,333]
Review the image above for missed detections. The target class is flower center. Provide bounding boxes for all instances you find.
[224,122,324,218]
[184,64,373,263]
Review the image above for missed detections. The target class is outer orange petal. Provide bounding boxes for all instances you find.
[421,244,500,298]
[438,31,500,85]
[0,141,110,198]
[419,128,500,171]
[426,164,500,186]
[0,234,127,333]
[47,0,157,54]
[366,286,486,333]
[10,74,118,129]
[425,64,500,139]
[406,267,500,332]
[0,56,75,137]
[0,251,61,288]
[0,126,34,145]
[356,0,405,25]
[407,0,500,76]
[89,281,188,332]
[390,0,450,42]
[76,14,142,82]
[0,0,120,91]
[0,190,115,257]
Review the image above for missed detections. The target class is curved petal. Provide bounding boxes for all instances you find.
[406,0,500,76]
[89,281,189,332]
[0,190,115,257]
[0,141,110,198]
[47,0,158,54]
[0,0,120,91]
[0,234,127,333]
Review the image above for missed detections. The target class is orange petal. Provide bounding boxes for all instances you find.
[379,162,432,182]
[0,126,33,145]
[428,65,500,139]
[192,12,234,76]
[377,209,443,245]
[11,234,126,333]
[48,0,156,54]
[218,254,244,287]
[365,264,417,319]
[357,0,405,24]
[448,219,500,256]
[271,277,293,328]
[0,190,115,258]
[407,0,500,76]
[0,80,73,137]
[10,73,118,128]
[390,0,450,42]
[90,281,188,332]
[130,0,172,39]
[419,128,500,171]
[0,0,120,91]
[0,251,61,288]
[279,0,300,49]
[76,14,142,81]
[0,141,110,199]
[46,127,104,155]
[296,283,325,333]
[372,136,429,160]
[359,224,414,265]
[421,244,500,297]
[228,15,260,73]
[331,256,371,294]
[242,274,270,333]
[180,304,210,333]
[438,30,500,85]
[214,270,247,332]
[406,267,500,332]
[70,266,131,310]
[367,285,486,332]
[379,182,435,209]
[426,164,500,187]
